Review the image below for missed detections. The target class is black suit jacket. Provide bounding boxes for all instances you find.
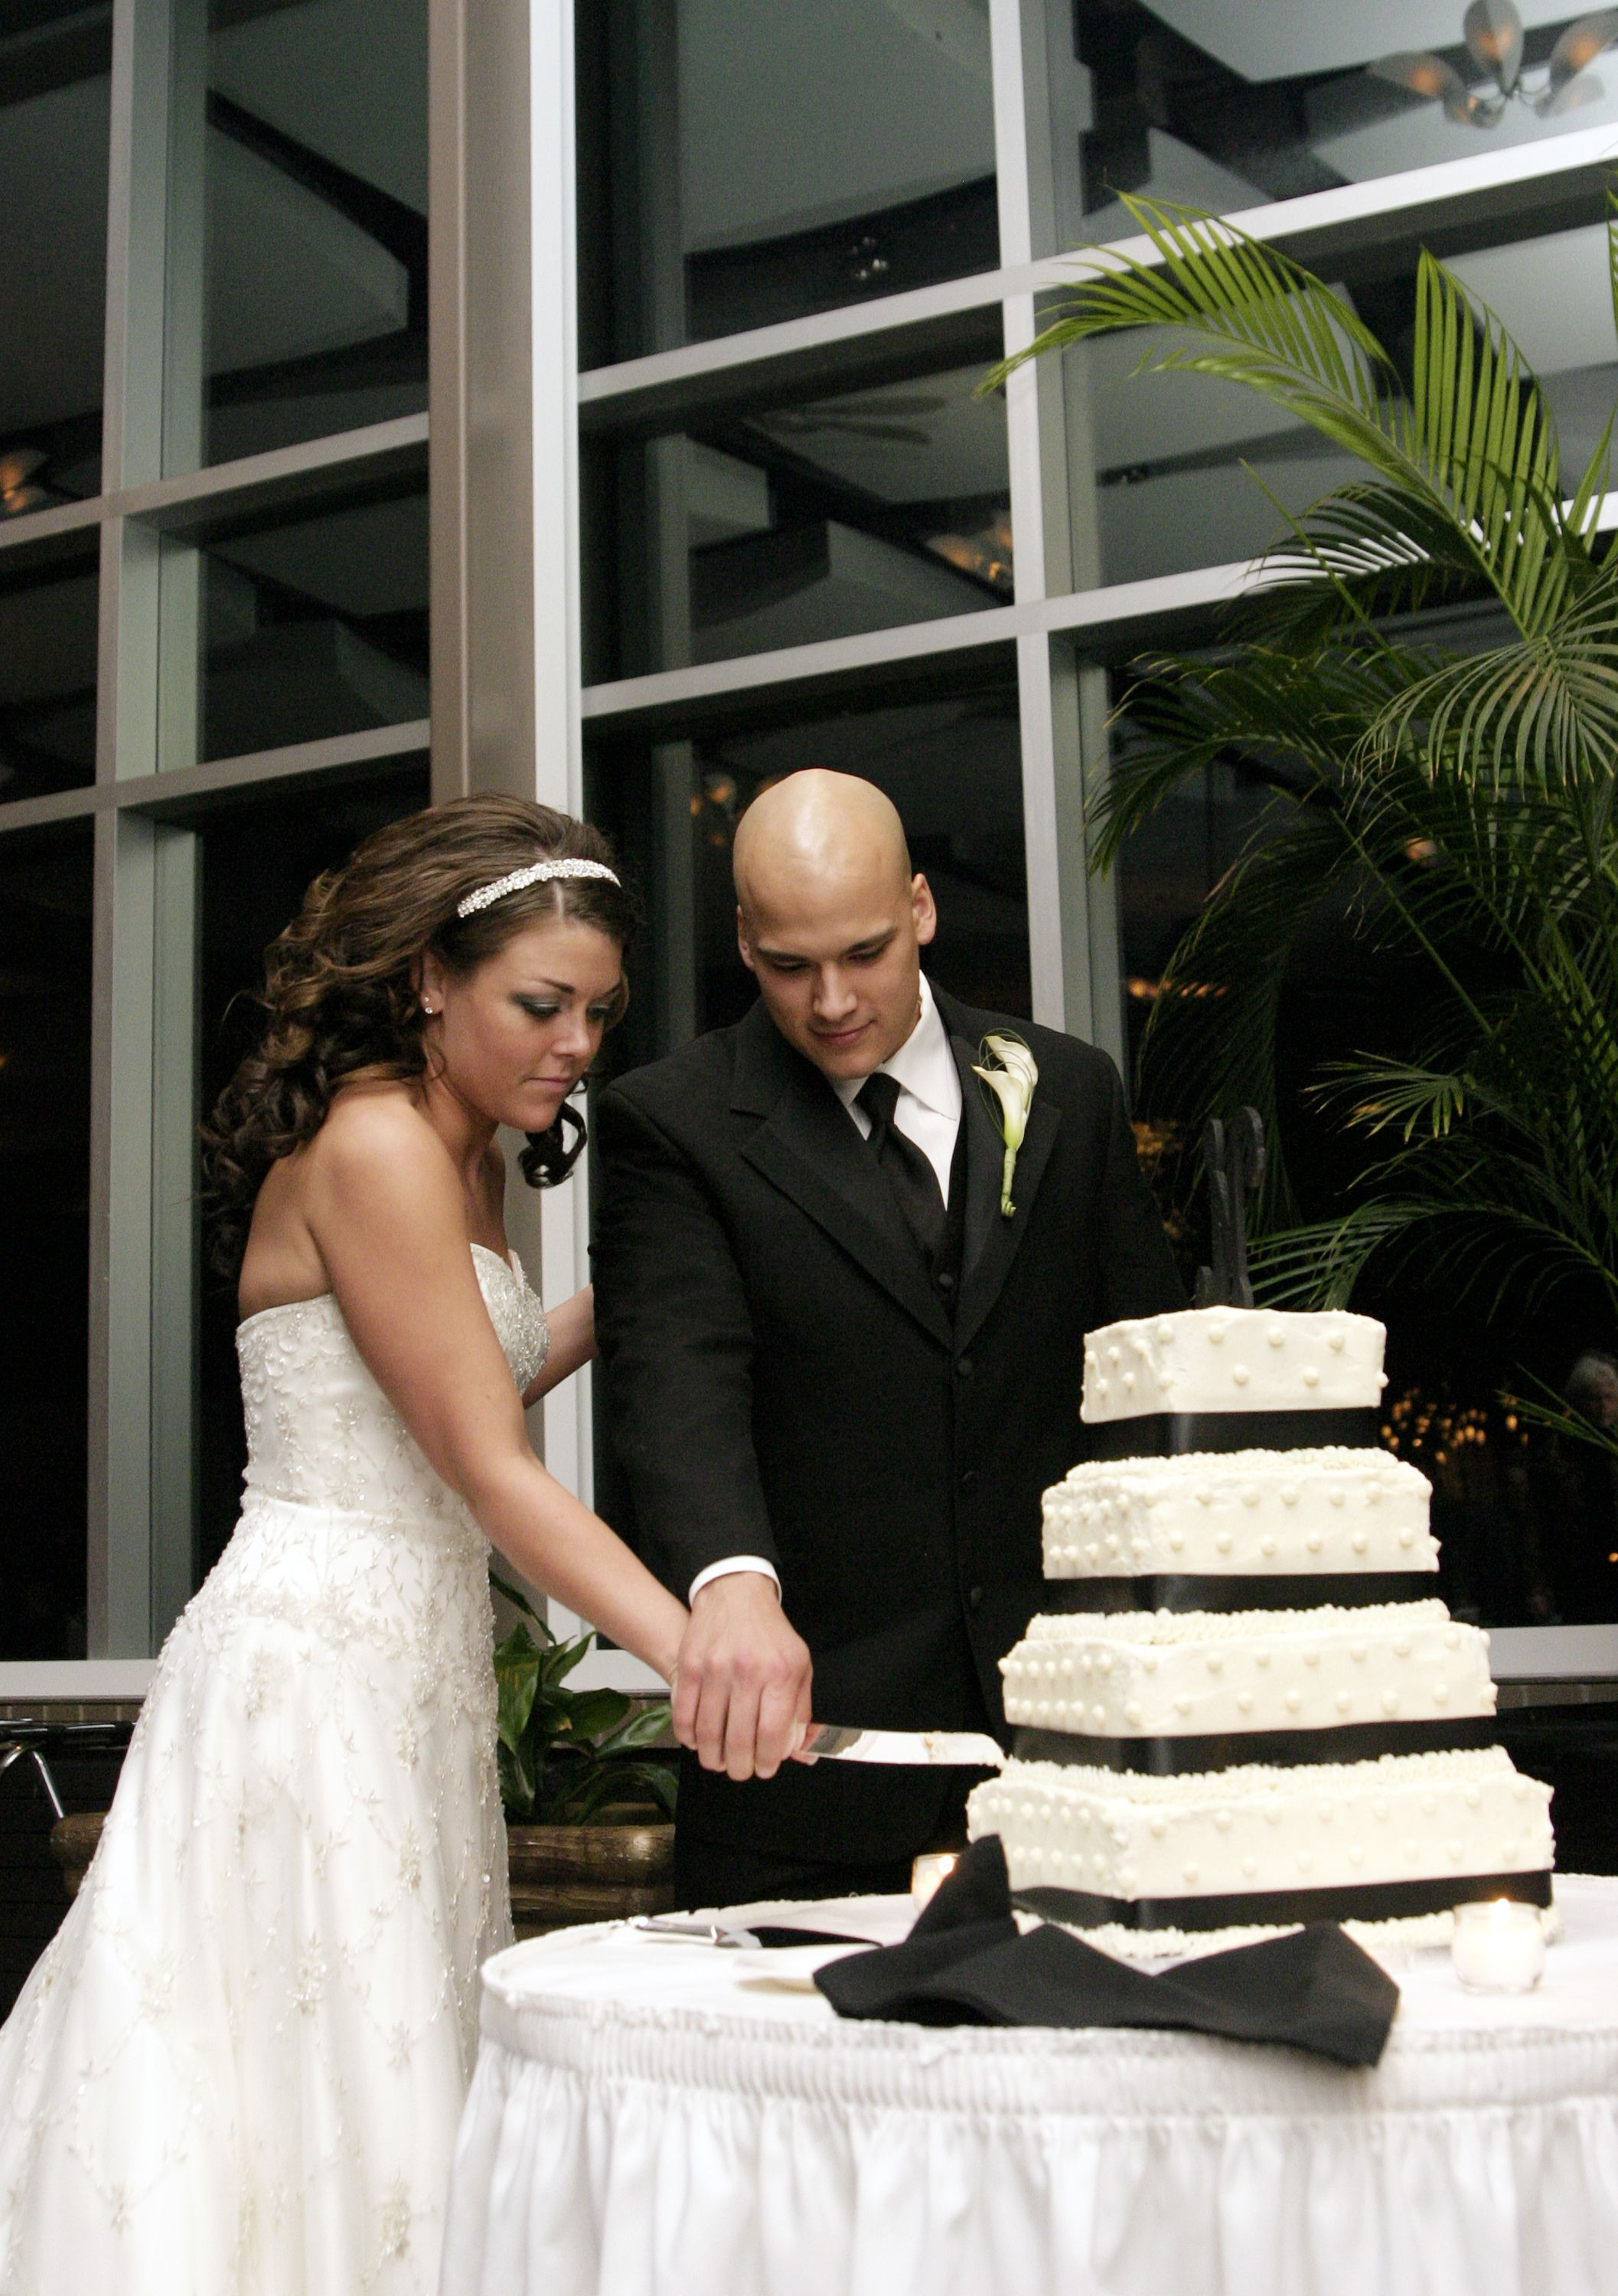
[591,985,1185,1863]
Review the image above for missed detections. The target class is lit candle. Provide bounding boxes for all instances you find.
[911,1851,961,1909]
[1451,1897,1546,1994]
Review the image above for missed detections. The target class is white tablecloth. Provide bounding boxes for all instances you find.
[442,1875,1618,2296]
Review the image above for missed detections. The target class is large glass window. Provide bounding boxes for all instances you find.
[165,0,429,472]
[1068,2,1618,237]
[0,2,112,503]
[582,357,1011,680]
[576,0,998,364]
[0,827,92,1657]
[0,540,99,802]
[586,665,1030,1071]
[194,762,430,1575]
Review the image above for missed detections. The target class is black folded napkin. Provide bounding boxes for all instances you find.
[814,1838,1398,2068]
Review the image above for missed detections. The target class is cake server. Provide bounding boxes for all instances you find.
[798,1724,1005,1766]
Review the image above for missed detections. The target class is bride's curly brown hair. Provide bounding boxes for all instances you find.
[202,794,635,1278]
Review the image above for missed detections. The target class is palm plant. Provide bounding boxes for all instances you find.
[994,194,1618,1446]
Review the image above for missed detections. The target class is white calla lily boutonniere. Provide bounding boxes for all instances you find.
[973,1032,1039,1219]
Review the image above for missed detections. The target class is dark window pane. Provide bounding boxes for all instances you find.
[196,762,429,1576]
[0,827,92,1656]
[576,0,998,364]
[168,0,428,472]
[166,475,429,764]
[586,666,1029,1073]
[0,5,111,501]
[1068,2,1618,230]
[0,542,98,801]
[583,359,1011,681]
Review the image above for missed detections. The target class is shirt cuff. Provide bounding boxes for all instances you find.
[688,1555,783,1603]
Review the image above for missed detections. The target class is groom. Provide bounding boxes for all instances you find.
[592,771,1184,1907]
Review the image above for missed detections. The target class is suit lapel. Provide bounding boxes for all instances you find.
[949,1020,1062,1355]
[733,1004,953,1345]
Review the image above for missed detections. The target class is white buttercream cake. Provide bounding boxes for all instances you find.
[967,1304,1554,1952]
[1000,1600,1496,1739]
[1081,1306,1387,1420]
[969,1746,1553,1909]
[1043,1446,1437,1578]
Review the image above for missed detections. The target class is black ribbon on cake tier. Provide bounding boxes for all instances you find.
[1013,1714,1498,1773]
[1085,1407,1382,1459]
[1013,1866,1553,1933]
[1040,1570,1434,1615]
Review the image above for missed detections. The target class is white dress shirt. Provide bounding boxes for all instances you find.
[689,977,963,1605]
[830,971,963,1202]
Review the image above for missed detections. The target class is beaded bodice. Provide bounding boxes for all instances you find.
[237,1242,550,1522]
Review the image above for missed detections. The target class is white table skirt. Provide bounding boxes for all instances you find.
[441,1874,1618,2296]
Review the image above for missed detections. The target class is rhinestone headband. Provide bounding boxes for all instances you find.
[455,856,621,919]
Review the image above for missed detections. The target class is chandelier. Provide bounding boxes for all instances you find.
[1372,0,1618,123]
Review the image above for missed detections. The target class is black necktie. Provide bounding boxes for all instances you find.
[856,1071,947,1264]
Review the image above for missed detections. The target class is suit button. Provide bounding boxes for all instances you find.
[967,1585,984,1614]
[955,1355,974,1379]
[959,1466,978,1492]
[935,1269,956,1294]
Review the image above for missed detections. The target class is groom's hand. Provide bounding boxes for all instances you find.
[672,1576,813,1782]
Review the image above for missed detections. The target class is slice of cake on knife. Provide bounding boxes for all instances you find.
[967,1306,1554,1955]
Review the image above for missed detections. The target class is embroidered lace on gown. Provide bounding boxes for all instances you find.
[0,1244,548,2294]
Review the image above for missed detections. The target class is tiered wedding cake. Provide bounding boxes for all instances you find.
[967,1306,1554,1952]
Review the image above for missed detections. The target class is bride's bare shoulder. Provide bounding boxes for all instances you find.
[306,1083,457,1195]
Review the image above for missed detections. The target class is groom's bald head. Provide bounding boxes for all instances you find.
[734,770,936,1081]
[733,771,912,913]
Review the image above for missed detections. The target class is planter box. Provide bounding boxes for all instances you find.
[50,1811,103,1898]
[507,1818,679,1938]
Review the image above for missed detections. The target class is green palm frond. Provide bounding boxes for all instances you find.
[1404,250,1577,636]
[1359,560,1618,793]
[991,196,1589,645]
[1322,1055,1473,1143]
[1091,635,1434,871]
[988,195,1398,460]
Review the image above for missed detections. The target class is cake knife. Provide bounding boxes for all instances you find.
[797,1724,1005,1766]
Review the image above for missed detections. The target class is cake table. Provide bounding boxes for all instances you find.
[441,1874,1618,2296]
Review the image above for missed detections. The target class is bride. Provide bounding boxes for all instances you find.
[0,795,690,2292]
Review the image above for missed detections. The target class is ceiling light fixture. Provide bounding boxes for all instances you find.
[0,448,47,517]
[1372,0,1618,124]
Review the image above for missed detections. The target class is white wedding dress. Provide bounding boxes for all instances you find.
[0,1244,548,2295]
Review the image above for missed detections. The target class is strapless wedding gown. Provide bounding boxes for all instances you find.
[0,1244,548,2294]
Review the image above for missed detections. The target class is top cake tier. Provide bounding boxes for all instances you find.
[1081,1308,1388,1423]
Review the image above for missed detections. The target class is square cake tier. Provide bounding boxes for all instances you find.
[967,1746,1553,1924]
[1081,1308,1387,1421]
[1043,1446,1436,1579]
[1000,1600,1493,1742]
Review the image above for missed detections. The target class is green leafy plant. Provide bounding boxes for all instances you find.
[491,1568,678,1824]
[991,193,1618,1421]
